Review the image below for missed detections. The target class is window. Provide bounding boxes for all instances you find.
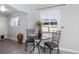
[10,16,20,27]
[40,9,60,32]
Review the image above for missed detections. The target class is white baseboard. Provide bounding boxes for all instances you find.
[59,48,79,54]
[8,37,17,41]
[8,37,25,43]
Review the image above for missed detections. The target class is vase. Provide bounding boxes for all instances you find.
[38,28,42,39]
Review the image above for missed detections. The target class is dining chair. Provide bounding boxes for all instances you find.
[44,31,61,54]
[25,29,35,51]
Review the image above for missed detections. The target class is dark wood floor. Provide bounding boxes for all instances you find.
[0,39,73,54]
[0,39,31,54]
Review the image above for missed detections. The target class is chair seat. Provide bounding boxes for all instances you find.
[44,42,58,49]
[25,38,35,43]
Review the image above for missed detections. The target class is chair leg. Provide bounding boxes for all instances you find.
[57,47,60,54]
[25,43,26,51]
[44,44,45,53]
[37,45,40,54]
[25,43,28,51]
[49,49,51,54]
[30,43,36,54]
[30,46,35,54]
[25,46,27,51]
[33,43,35,47]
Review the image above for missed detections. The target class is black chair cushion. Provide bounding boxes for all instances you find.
[44,42,58,49]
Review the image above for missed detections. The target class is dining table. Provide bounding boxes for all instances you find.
[27,33,51,53]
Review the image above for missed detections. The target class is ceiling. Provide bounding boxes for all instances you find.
[26,4,58,9]
[0,4,18,16]
[9,4,58,10]
[0,4,59,16]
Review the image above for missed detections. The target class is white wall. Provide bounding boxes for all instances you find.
[8,12,27,42]
[8,4,36,29]
[0,15,8,39]
[59,4,79,53]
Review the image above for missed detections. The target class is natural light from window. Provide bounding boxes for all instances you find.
[40,9,60,32]
[10,16,20,27]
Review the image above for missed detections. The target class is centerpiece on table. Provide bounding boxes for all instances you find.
[35,20,42,39]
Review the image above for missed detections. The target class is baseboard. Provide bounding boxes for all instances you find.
[8,37,17,41]
[59,48,79,54]
[8,37,25,43]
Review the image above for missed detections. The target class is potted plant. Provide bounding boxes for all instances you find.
[35,20,42,39]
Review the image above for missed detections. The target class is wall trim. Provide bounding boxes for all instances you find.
[8,37,25,43]
[8,37,17,41]
[59,48,79,54]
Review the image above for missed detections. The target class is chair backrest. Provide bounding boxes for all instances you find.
[26,29,35,36]
[52,31,61,45]
[26,29,35,40]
